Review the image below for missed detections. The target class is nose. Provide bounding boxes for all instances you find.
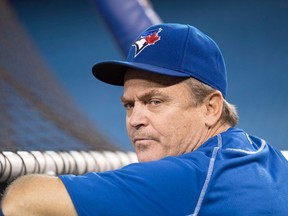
[127,103,149,129]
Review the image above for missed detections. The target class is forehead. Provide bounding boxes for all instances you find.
[124,69,185,87]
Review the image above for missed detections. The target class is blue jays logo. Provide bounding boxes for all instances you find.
[133,28,162,57]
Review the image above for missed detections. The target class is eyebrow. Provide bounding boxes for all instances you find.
[121,89,169,103]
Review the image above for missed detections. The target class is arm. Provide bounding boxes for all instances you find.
[1,174,77,216]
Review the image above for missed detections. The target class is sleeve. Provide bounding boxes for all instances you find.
[59,155,208,216]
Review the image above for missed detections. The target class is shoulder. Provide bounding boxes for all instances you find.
[119,152,212,179]
[61,152,212,198]
[59,154,212,215]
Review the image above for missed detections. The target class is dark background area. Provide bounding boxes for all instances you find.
[9,0,288,151]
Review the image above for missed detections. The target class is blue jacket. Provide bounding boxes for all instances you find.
[60,128,288,215]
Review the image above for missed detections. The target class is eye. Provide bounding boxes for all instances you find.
[149,99,162,106]
[123,102,134,110]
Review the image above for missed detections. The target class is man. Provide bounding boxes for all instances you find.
[2,23,288,215]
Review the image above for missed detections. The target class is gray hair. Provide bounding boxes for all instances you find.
[183,77,238,127]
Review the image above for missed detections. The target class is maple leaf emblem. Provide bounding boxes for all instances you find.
[132,28,162,57]
[145,32,160,45]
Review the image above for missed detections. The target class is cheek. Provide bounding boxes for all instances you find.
[152,113,188,141]
[125,118,133,138]
[159,111,203,140]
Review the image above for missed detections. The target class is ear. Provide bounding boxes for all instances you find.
[203,91,224,127]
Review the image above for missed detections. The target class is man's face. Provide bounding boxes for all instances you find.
[122,69,208,162]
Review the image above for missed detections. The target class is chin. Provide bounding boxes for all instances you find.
[136,151,163,162]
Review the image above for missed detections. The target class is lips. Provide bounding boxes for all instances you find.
[132,138,155,153]
[132,135,158,146]
[133,137,152,144]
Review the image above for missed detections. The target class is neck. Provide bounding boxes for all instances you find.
[208,120,231,139]
[193,121,231,151]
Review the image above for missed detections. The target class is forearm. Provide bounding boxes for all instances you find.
[1,174,77,216]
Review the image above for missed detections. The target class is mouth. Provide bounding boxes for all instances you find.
[131,131,159,151]
[132,136,158,148]
[133,138,152,145]
[133,140,152,153]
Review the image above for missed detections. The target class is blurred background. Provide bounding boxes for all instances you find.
[6,0,288,151]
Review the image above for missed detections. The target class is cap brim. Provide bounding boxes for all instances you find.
[92,60,190,86]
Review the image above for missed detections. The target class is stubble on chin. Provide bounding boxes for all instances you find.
[135,143,150,152]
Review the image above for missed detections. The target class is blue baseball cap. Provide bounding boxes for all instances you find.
[92,23,227,98]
